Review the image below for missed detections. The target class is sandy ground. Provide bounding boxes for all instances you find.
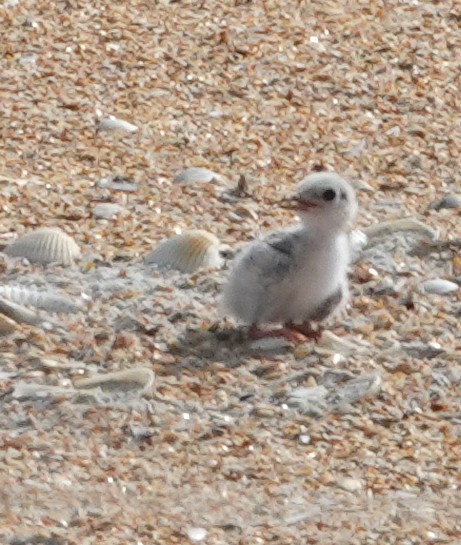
[1,1,461,543]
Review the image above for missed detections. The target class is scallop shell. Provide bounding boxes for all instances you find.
[4,228,81,265]
[73,368,155,395]
[0,285,82,314]
[174,167,223,185]
[145,230,223,273]
[97,116,138,133]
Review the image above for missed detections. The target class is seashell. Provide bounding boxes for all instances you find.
[287,385,329,417]
[422,279,458,295]
[12,382,76,400]
[0,285,82,314]
[4,227,81,266]
[174,167,223,185]
[315,331,370,357]
[0,313,18,335]
[364,218,436,241]
[97,116,138,133]
[73,368,155,395]
[0,296,41,325]
[288,372,382,416]
[145,230,223,273]
[326,372,382,407]
[93,203,126,219]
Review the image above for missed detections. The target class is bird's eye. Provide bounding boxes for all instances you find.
[322,189,336,201]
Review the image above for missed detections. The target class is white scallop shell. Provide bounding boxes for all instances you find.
[0,285,82,314]
[97,116,138,133]
[73,368,155,395]
[4,228,81,265]
[174,167,222,185]
[145,230,223,273]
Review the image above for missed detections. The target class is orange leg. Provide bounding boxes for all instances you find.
[285,321,323,343]
[248,324,308,344]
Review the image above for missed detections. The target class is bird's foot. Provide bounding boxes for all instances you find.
[285,321,323,343]
[248,325,307,344]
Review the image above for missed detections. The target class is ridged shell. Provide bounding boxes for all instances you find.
[145,230,223,273]
[0,285,82,314]
[4,228,81,265]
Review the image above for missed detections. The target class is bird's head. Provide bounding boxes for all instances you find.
[282,172,358,232]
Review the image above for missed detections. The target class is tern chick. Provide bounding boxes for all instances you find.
[221,172,358,343]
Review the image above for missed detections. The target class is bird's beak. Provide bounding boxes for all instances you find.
[280,195,318,211]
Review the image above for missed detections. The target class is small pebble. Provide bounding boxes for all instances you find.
[422,279,458,295]
[186,527,207,542]
[337,476,364,492]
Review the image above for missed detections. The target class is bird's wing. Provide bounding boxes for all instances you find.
[242,227,307,286]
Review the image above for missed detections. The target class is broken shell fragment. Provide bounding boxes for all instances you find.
[73,368,155,395]
[364,218,436,241]
[145,230,223,273]
[174,167,223,185]
[4,228,81,266]
[422,279,459,295]
[97,116,138,133]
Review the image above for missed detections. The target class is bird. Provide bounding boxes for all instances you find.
[221,171,358,343]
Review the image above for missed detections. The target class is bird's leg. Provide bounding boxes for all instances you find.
[248,324,307,344]
[285,321,323,343]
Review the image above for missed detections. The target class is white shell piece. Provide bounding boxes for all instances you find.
[422,279,459,295]
[364,218,436,241]
[97,116,138,133]
[73,368,155,394]
[174,167,221,185]
[186,527,208,542]
[4,228,81,266]
[145,230,223,273]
